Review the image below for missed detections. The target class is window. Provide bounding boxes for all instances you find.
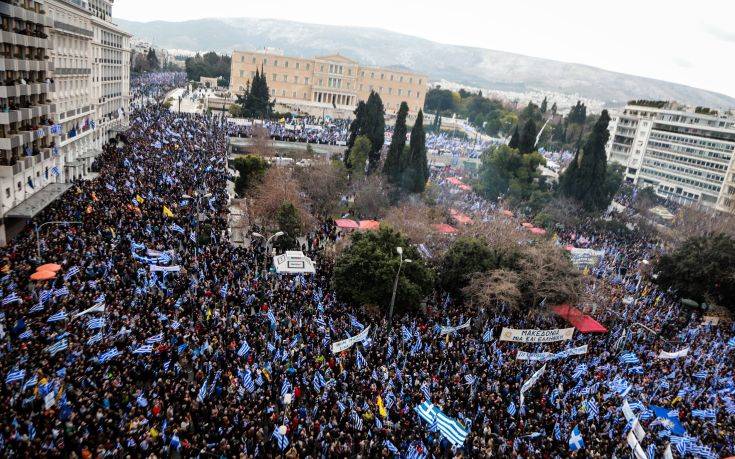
[272,74,276,81]
[274,60,278,67]
[381,73,384,79]
[361,71,365,77]
[294,76,299,84]
[419,79,422,85]
[281,90,286,96]
[319,79,323,86]
[398,89,403,96]
[252,57,256,64]
[370,72,374,78]
[5,188,9,198]
[292,91,296,97]
[239,70,244,77]
[295,62,300,69]
[388,88,392,95]
[304,77,309,84]
[263,58,267,65]
[306,63,310,70]
[409,77,413,83]
[283,75,288,82]
[408,90,412,97]
[390,75,393,81]
[416,92,420,99]
[320,65,324,71]
[240,55,244,62]
[399,76,403,82]
[271,89,275,95]
[284,61,288,68]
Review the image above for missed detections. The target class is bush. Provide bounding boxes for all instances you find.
[232,155,269,196]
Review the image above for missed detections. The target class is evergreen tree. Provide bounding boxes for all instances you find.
[559,110,617,210]
[540,97,548,114]
[364,91,385,172]
[236,68,273,119]
[508,126,520,149]
[403,110,428,193]
[146,48,160,70]
[518,119,538,154]
[383,102,408,182]
[550,102,558,116]
[345,101,367,163]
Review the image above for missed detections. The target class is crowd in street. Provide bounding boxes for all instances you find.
[0,74,732,458]
[227,118,350,145]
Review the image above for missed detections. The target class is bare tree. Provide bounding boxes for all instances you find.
[516,242,584,307]
[295,161,348,219]
[463,269,522,312]
[249,167,315,231]
[351,175,392,220]
[248,126,276,158]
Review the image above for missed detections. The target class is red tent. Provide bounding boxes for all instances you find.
[358,220,380,231]
[552,305,608,333]
[449,208,473,225]
[446,177,465,186]
[335,219,359,229]
[529,227,547,235]
[432,223,458,234]
[521,222,534,228]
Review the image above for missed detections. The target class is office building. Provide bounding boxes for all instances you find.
[606,101,735,213]
[230,51,427,114]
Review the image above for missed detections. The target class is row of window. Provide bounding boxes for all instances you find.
[645,148,729,172]
[640,164,722,192]
[648,131,734,154]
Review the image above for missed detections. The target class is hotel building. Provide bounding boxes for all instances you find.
[606,101,735,213]
[230,51,427,114]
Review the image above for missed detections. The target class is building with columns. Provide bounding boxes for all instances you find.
[230,51,427,115]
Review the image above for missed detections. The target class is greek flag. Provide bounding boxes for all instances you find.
[87,317,106,330]
[237,340,250,357]
[63,266,80,280]
[482,329,492,343]
[569,425,584,451]
[19,330,32,340]
[688,445,718,459]
[407,442,427,459]
[47,310,68,322]
[170,320,180,330]
[133,344,154,354]
[54,286,69,297]
[314,316,326,328]
[401,326,412,342]
[691,409,716,419]
[95,293,105,304]
[414,401,469,446]
[220,284,228,298]
[86,332,103,346]
[40,289,52,303]
[420,383,431,401]
[586,398,599,418]
[728,337,735,348]
[189,232,196,242]
[22,374,38,391]
[272,429,289,451]
[5,369,25,384]
[464,374,476,385]
[384,439,399,454]
[240,370,255,393]
[47,339,68,355]
[351,411,363,430]
[98,348,121,363]
[619,352,640,364]
[693,370,708,379]
[281,380,292,397]
[267,309,276,326]
[146,333,163,344]
[572,364,587,379]
[553,422,562,440]
[349,315,365,330]
[356,350,367,369]
[170,223,185,234]
[197,378,208,402]
[507,401,517,416]
[51,166,60,176]
[628,366,644,375]
[2,292,21,305]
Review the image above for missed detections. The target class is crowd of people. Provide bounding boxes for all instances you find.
[0,73,733,458]
[227,118,350,145]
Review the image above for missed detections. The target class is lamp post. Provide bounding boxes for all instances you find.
[251,231,284,275]
[35,220,82,259]
[388,246,411,330]
[182,191,212,265]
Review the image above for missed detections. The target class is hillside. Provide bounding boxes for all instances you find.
[117,17,735,108]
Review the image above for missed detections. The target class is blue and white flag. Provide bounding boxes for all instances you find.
[22,374,38,391]
[63,266,80,280]
[568,425,584,451]
[170,223,185,234]
[46,339,68,355]
[237,340,250,357]
[47,310,68,322]
[482,329,492,343]
[146,333,163,344]
[86,332,103,346]
[87,317,106,330]
[2,292,22,305]
[5,369,25,384]
[384,439,399,454]
[619,352,640,365]
[133,344,154,354]
[54,286,70,297]
[272,429,289,451]
[507,401,517,416]
[98,348,121,363]
[355,350,367,369]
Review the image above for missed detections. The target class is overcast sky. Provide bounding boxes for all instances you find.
[114,0,735,97]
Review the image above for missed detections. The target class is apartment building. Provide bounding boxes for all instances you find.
[230,51,427,114]
[0,0,130,245]
[0,0,61,244]
[606,101,735,213]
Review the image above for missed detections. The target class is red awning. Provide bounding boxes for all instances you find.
[358,220,380,231]
[335,218,359,229]
[432,223,458,234]
[552,304,608,333]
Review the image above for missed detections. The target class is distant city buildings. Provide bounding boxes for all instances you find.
[606,101,735,213]
[0,0,130,244]
[230,50,427,114]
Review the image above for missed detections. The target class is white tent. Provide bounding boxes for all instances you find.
[273,251,316,274]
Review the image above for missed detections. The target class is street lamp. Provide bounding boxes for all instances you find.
[251,231,285,274]
[388,246,411,329]
[35,220,82,259]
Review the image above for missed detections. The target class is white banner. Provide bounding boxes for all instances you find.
[517,345,588,362]
[331,326,371,354]
[72,303,105,319]
[439,319,471,335]
[656,348,689,359]
[519,364,546,407]
[149,265,182,273]
[146,249,174,258]
[500,327,575,343]
[626,430,647,459]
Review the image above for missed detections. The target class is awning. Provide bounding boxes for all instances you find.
[358,220,380,231]
[273,250,316,274]
[4,183,73,218]
[552,305,608,333]
[432,223,457,234]
[335,218,359,229]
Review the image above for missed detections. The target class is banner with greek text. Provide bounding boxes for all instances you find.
[149,265,182,273]
[517,345,588,361]
[656,348,689,359]
[500,327,575,343]
[331,326,371,354]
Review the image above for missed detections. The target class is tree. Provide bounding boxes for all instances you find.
[559,110,621,211]
[235,68,273,118]
[540,97,548,114]
[517,119,538,154]
[439,237,499,296]
[364,91,386,172]
[550,102,558,116]
[274,202,302,251]
[346,101,367,155]
[424,88,455,113]
[146,48,160,70]
[475,145,547,205]
[655,234,735,310]
[508,126,520,149]
[402,110,428,193]
[352,174,391,219]
[332,227,434,314]
[296,160,348,218]
[250,167,314,232]
[185,52,231,85]
[383,102,408,182]
[232,155,268,196]
[346,136,371,179]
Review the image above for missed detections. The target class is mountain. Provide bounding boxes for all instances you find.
[117,17,735,108]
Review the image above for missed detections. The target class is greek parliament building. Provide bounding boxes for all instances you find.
[0,0,131,245]
[230,50,428,114]
[606,101,735,213]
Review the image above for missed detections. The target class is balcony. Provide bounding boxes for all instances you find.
[0,30,49,49]
[0,57,52,72]
[0,2,53,28]
[0,81,53,98]
[0,104,52,124]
